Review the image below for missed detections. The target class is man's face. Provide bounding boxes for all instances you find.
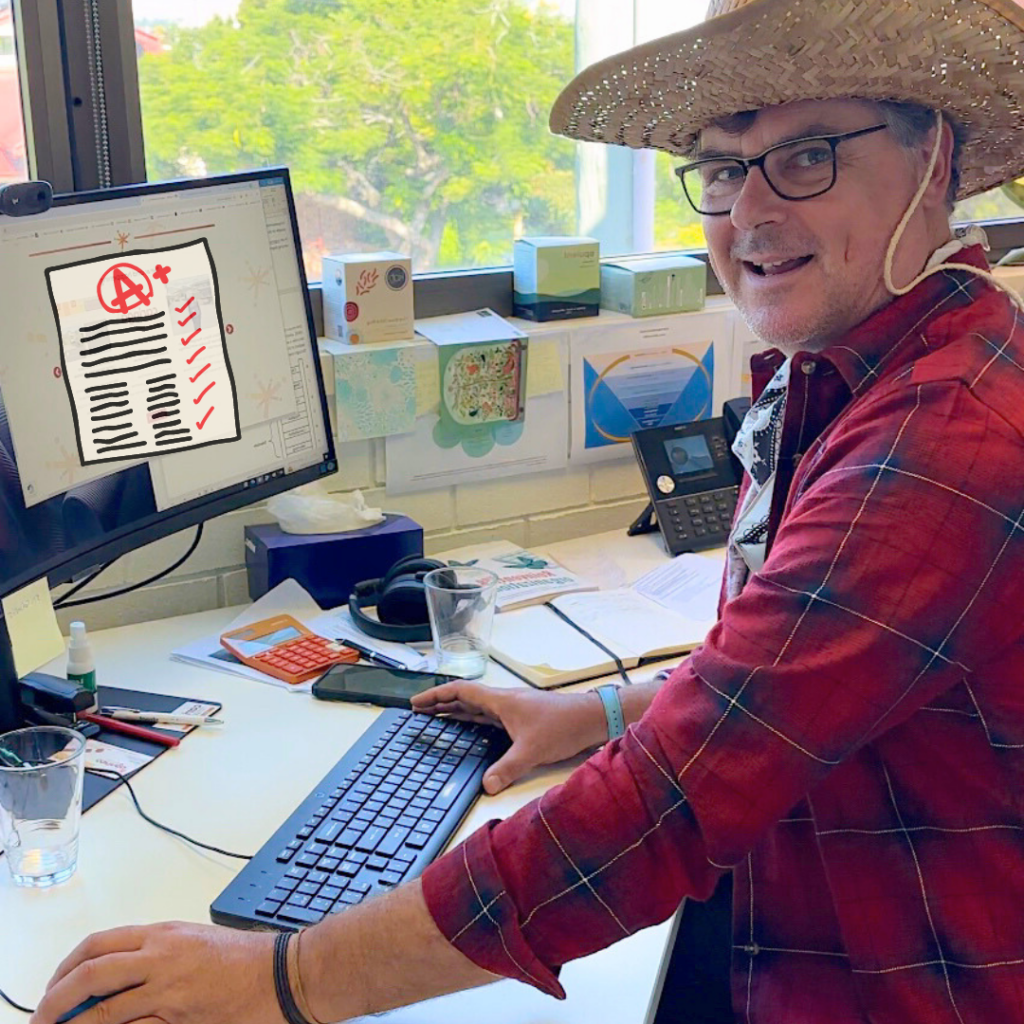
[699,99,938,352]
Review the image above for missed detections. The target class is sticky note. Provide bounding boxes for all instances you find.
[1,578,66,678]
[526,338,565,397]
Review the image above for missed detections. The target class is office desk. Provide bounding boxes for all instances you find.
[1,530,704,1024]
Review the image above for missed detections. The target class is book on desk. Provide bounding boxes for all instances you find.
[488,554,723,688]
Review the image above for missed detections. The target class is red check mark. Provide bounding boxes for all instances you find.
[189,363,211,383]
[177,311,197,327]
[181,328,201,346]
[185,345,207,365]
[193,381,216,405]
[195,407,214,430]
[174,296,195,313]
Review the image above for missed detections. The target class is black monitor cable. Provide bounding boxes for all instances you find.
[54,524,204,610]
[85,766,252,860]
[0,985,32,1014]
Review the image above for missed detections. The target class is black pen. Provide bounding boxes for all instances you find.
[336,638,407,671]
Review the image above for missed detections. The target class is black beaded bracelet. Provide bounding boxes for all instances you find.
[273,931,315,1024]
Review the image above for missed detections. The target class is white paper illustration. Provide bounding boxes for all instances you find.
[45,239,240,465]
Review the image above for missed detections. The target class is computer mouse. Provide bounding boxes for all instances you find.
[55,994,111,1023]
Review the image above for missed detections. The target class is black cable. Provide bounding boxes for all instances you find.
[0,986,33,1014]
[544,601,633,686]
[86,766,252,860]
[54,524,204,610]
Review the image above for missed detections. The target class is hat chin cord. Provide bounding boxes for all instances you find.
[883,109,1024,312]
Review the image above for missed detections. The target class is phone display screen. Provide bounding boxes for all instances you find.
[661,434,714,477]
[313,665,443,705]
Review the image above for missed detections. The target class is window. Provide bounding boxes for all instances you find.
[0,1,27,184]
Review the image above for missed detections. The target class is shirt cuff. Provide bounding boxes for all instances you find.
[421,819,566,1000]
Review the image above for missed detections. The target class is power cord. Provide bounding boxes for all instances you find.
[0,985,32,1014]
[86,765,253,860]
[54,524,204,610]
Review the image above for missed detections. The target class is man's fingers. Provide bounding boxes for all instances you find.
[412,681,498,716]
[34,950,147,1024]
[46,928,146,990]
[482,742,534,794]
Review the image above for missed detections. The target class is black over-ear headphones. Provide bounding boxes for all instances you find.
[348,555,456,644]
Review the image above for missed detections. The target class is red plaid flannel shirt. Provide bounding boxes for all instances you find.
[422,247,1024,1023]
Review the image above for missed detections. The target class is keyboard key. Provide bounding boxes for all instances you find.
[277,876,299,891]
[310,897,333,913]
[405,831,431,849]
[287,893,311,908]
[295,853,319,868]
[348,881,371,895]
[431,757,483,810]
[315,821,342,844]
[319,857,340,872]
[267,888,291,903]
[276,848,296,863]
[335,829,364,848]
[255,901,281,917]
[297,881,320,896]
[377,826,410,857]
[337,861,360,877]
[422,808,445,823]
[278,906,324,925]
[380,870,403,886]
[366,855,388,871]
[340,891,365,905]
[321,885,342,901]
[307,870,329,885]
[356,826,387,852]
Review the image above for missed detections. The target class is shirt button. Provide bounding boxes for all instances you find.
[801,360,817,375]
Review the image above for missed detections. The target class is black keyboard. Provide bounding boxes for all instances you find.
[210,708,508,930]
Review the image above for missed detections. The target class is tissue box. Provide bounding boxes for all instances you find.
[245,515,423,608]
[512,236,600,321]
[322,251,414,344]
[600,255,706,317]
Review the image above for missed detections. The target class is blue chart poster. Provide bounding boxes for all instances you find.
[583,342,715,450]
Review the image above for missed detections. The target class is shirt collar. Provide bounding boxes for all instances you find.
[748,243,990,401]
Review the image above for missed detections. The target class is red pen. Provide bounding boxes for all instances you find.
[78,712,181,748]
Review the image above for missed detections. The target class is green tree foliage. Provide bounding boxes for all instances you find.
[138,0,575,271]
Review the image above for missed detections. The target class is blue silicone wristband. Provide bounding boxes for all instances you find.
[595,683,625,740]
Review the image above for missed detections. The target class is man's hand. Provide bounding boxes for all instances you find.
[29,923,278,1024]
[411,681,609,793]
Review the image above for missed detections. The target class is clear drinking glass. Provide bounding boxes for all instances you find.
[0,726,86,887]
[423,566,499,679]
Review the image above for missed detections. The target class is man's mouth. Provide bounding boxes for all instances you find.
[743,255,814,277]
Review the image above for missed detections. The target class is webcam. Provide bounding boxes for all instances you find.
[0,180,53,217]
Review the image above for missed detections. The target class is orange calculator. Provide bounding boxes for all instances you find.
[219,614,359,684]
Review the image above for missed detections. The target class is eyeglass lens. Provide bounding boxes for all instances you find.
[681,137,837,214]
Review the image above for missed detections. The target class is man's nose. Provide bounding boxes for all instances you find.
[729,166,788,231]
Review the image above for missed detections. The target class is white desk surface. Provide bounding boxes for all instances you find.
[1,529,709,1024]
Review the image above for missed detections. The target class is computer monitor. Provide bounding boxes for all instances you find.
[0,169,337,731]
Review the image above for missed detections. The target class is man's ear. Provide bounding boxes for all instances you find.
[919,117,955,211]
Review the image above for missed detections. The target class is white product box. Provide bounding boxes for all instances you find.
[321,251,414,344]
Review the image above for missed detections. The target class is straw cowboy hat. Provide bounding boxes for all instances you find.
[548,0,1024,200]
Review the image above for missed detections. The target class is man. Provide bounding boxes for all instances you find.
[31,0,1024,1022]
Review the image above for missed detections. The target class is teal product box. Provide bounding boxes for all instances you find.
[599,255,706,317]
[512,236,600,321]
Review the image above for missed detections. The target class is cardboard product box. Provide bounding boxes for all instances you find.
[322,251,414,344]
[512,236,600,321]
[245,514,424,609]
[599,255,706,317]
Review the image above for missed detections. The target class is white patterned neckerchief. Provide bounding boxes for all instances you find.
[726,357,791,599]
[723,229,988,602]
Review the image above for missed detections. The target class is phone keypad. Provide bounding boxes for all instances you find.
[657,485,739,555]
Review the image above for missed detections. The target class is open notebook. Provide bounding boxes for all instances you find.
[488,553,724,688]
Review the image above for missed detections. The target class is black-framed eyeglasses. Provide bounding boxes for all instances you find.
[674,124,889,216]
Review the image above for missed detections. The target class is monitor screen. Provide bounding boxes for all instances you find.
[0,170,336,720]
[661,434,714,477]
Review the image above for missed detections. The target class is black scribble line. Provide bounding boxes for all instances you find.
[81,346,168,369]
[79,323,166,345]
[84,381,127,393]
[81,334,169,357]
[82,312,163,333]
[85,358,172,378]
